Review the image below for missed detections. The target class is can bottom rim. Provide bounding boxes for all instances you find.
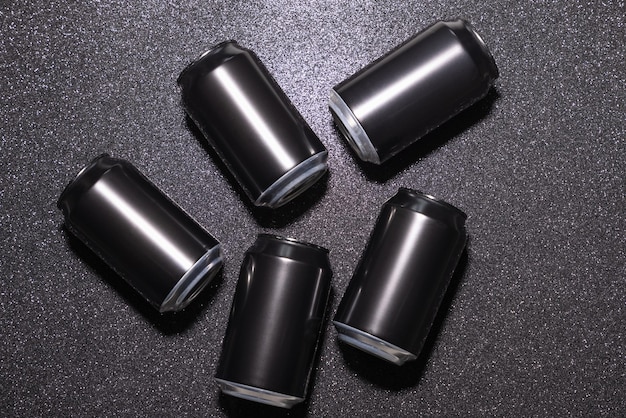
[159,245,223,312]
[329,89,380,164]
[215,378,304,409]
[255,151,328,208]
[333,321,417,366]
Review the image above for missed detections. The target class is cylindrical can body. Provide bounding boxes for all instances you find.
[57,155,223,312]
[216,234,332,408]
[334,188,467,365]
[330,19,499,164]
[178,41,328,208]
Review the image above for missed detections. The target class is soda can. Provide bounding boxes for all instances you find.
[216,234,332,408]
[57,154,223,312]
[178,41,328,208]
[330,19,499,164]
[334,188,467,365]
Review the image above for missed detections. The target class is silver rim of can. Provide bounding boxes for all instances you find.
[329,89,380,164]
[215,378,304,409]
[254,151,328,208]
[333,321,417,366]
[159,245,223,313]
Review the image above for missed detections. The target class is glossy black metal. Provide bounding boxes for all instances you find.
[330,19,499,164]
[57,155,223,313]
[334,188,467,365]
[178,41,328,208]
[216,234,332,408]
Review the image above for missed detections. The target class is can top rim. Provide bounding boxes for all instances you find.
[257,234,329,254]
[394,188,468,220]
[454,19,499,79]
[57,153,111,210]
[177,40,241,85]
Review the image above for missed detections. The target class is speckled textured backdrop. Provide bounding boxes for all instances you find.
[1,1,624,416]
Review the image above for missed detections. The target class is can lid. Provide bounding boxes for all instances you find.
[177,40,243,86]
[57,154,116,213]
[388,188,468,225]
[257,233,329,254]
[249,234,331,272]
[447,19,499,80]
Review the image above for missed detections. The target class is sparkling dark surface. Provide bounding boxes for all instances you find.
[1,1,624,416]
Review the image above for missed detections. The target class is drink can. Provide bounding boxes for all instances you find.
[216,234,332,408]
[58,154,223,312]
[330,20,498,164]
[179,41,328,208]
[334,188,467,365]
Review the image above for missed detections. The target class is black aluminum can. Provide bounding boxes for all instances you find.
[330,19,499,164]
[334,188,467,365]
[216,234,332,408]
[178,41,328,208]
[57,155,223,312]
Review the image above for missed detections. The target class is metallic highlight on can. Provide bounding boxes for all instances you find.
[330,19,499,164]
[216,234,332,408]
[334,188,467,365]
[178,41,329,208]
[57,155,223,313]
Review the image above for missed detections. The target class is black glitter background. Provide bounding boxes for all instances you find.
[1,1,624,416]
